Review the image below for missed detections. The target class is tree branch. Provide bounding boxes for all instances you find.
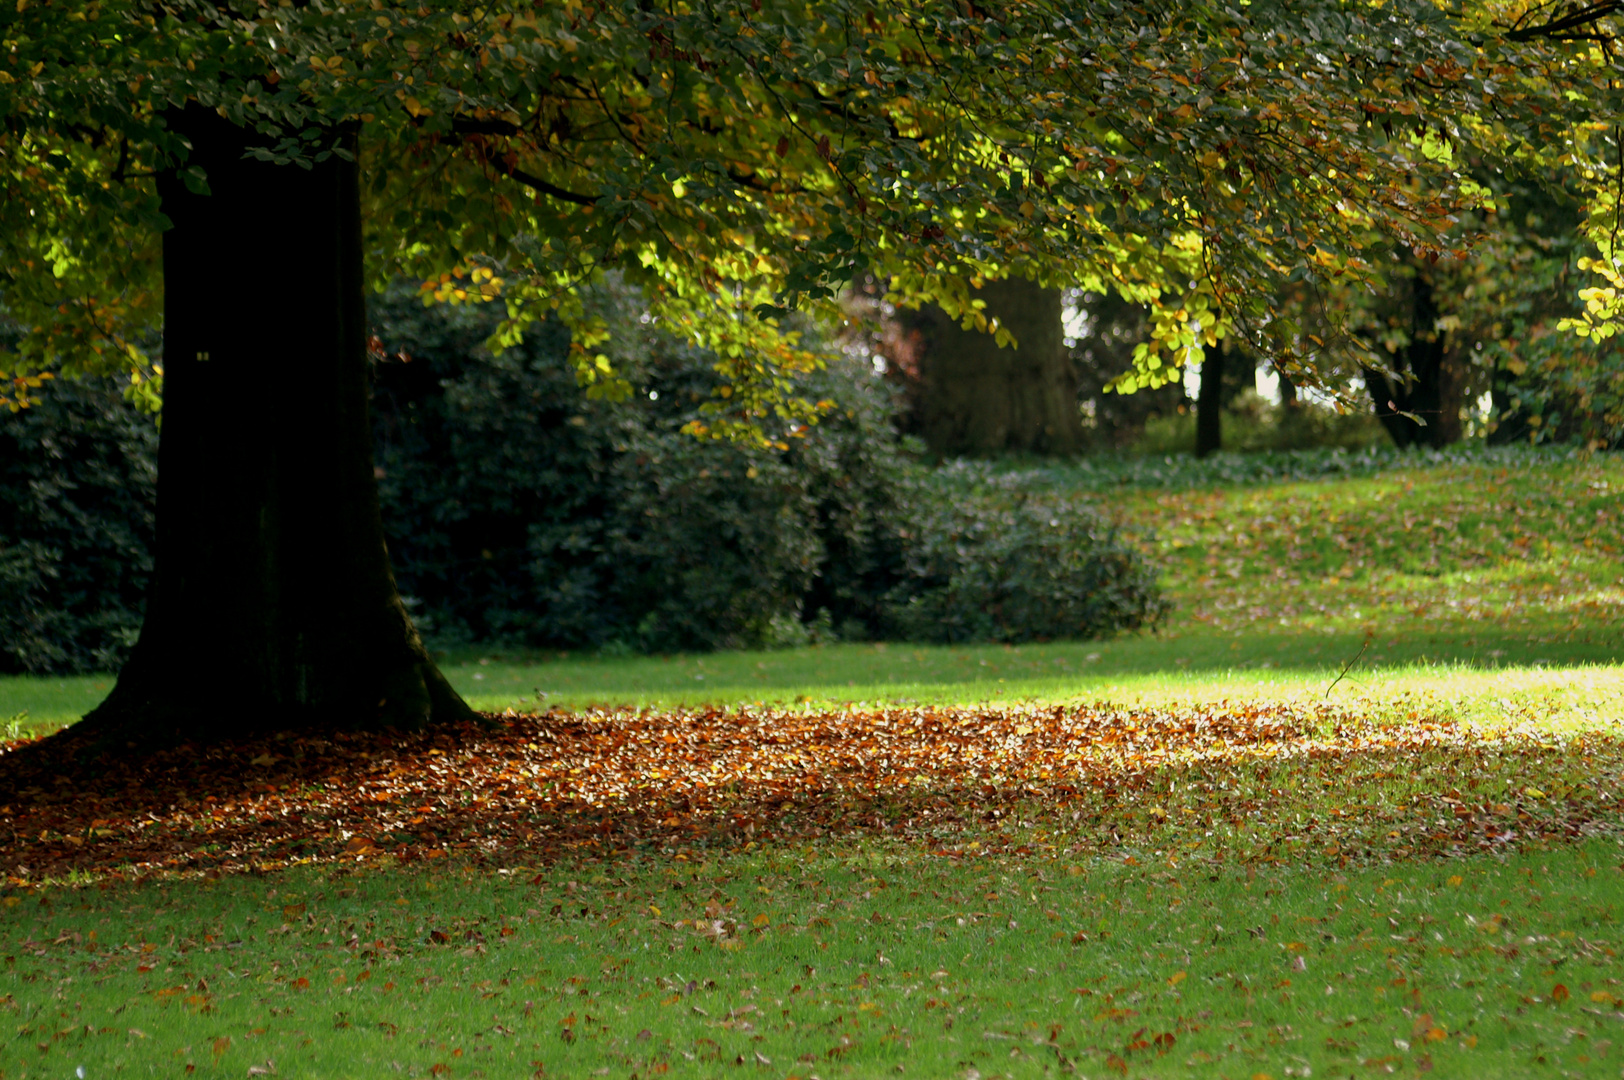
[1506,1,1624,41]
[504,166,599,206]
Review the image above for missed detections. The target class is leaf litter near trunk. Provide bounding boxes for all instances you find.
[3,701,1620,888]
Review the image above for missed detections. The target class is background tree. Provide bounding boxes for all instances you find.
[1,0,1607,736]
[893,278,1084,457]
[1362,258,1468,449]
[1070,291,1188,449]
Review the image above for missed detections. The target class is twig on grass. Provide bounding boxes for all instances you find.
[1325,634,1373,699]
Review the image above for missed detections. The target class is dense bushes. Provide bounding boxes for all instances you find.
[888,489,1168,643]
[368,285,1167,653]
[0,374,156,673]
[366,286,914,652]
[0,287,1169,672]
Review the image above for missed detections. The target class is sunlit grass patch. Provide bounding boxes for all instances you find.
[1110,451,1624,644]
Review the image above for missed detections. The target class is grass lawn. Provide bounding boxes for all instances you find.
[11,841,1624,1080]
[3,444,1623,1078]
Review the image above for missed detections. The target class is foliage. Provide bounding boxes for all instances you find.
[0,368,155,674]
[1473,182,1624,448]
[3,0,1613,421]
[372,286,1165,653]
[1254,164,1624,449]
[370,284,899,652]
[0,285,1166,674]
[886,483,1168,645]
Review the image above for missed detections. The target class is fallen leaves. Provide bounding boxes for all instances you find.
[2,698,1622,886]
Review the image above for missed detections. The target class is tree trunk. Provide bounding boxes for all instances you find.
[1195,342,1223,457]
[1275,364,1299,409]
[1364,269,1464,449]
[82,109,475,739]
[903,278,1084,457]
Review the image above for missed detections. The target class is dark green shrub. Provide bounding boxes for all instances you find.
[1,285,1166,672]
[884,479,1169,644]
[0,374,157,673]
[369,285,1167,653]
[368,284,919,653]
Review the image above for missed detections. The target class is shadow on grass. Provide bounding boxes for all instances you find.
[4,698,1618,889]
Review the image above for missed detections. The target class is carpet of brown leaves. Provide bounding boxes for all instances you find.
[3,703,1619,886]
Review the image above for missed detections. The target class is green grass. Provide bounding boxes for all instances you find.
[5,445,1624,1077]
[9,838,1624,1079]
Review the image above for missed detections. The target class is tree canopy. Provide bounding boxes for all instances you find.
[2,0,1619,426]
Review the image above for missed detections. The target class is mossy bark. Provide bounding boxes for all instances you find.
[902,278,1084,457]
[82,109,476,738]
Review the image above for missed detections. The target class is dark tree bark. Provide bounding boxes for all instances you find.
[82,109,475,738]
[900,278,1085,457]
[1195,341,1224,457]
[1364,270,1465,449]
[1274,363,1299,409]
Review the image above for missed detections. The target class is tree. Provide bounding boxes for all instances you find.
[895,278,1084,457]
[0,0,1606,736]
[1194,343,1225,458]
[82,110,475,733]
[1363,260,1467,449]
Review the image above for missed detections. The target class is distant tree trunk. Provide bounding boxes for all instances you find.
[1487,382,1532,444]
[1364,269,1465,449]
[901,278,1084,457]
[1275,364,1299,409]
[1195,342,1224,457]
[83,109,475,739]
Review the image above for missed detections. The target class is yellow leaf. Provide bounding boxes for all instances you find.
[752,913,770,927]
[1168,971,1187,985]
[648,904,661,918]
